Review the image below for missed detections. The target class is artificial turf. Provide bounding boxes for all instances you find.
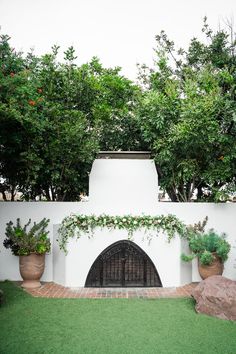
[0,281,236,354]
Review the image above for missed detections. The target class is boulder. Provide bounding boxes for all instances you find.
[191,275,236,321]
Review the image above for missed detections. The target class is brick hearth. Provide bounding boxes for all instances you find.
[23,282,198,298]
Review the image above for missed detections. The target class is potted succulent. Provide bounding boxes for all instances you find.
[181,218,231,279]
[3,218,50,288]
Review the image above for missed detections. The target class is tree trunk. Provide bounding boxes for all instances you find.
[197,185,203,200]
[1,191,7,201]
[166,187,178,202]
[50,186,56,201]
[44,188,51,201]
[10,185,16,201]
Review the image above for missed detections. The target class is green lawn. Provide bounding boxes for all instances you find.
[0,282,236,354]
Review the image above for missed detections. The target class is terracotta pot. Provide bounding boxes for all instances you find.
[198,253,224,280]
[19,253,45,288]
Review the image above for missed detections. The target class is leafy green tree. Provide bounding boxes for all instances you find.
[0,34,41,200]
[93,66,146,151]
[137,19,236,201]
[0,34,143,201]
[0,36,99,200]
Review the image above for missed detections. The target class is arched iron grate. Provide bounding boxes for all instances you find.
[85,240,162,287]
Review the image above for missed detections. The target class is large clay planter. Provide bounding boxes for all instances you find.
[198,253,224,280]
[19,253,45,288]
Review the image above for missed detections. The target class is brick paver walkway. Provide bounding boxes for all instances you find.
[23,282,198,298]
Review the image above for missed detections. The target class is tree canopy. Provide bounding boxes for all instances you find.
[0,35,144,201]
[0,19,235,202]
[137,18,236,201]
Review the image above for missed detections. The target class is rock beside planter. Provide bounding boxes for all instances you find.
[192,275,236,321]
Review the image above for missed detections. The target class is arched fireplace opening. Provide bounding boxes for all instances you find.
[85,240,162,287]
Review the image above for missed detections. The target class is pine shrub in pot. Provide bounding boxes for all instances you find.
[181,218,231,279]
[3,218,50,288]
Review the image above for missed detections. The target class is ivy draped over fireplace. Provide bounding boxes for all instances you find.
[58,213,187,253]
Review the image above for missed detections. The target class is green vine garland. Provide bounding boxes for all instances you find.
[58,214,187,253]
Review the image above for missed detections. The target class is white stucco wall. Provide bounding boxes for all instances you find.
[55,228,191,288]
[0,202,87,282]
[0,156,235,287]
[0,202,236,286]
[89,158,159,211]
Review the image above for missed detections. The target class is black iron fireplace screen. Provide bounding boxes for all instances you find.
[85,240,162,287]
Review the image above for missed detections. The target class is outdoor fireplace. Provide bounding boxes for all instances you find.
[53,151,192,288]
